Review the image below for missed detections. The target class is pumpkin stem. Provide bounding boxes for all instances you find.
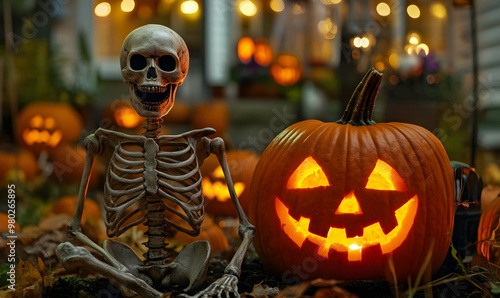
[337,67,383,126]
[143,117,163,138]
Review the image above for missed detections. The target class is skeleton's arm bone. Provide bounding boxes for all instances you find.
[67,133,128,272]
[68,133,100,234]
[209,137,255,277]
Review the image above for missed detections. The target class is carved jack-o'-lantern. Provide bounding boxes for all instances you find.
[201,151,259,217]
[249,68,454,282]
[16,102,83,155]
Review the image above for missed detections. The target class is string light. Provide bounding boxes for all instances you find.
[407,4,420,18]
[95,2,111,17]
[239,0,257,17]
[121,0,135,12]
[181,0,199,14]
[270,0,284,12]
[376,2,391,16]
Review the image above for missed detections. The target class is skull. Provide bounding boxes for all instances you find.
[120,24,189,118]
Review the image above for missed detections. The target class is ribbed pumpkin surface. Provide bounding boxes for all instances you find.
[478,197,500,261]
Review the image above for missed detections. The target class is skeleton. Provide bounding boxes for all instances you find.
[56,24,255,298]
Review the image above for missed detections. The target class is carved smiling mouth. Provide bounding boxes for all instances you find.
[275,196,418,261]
[132,83,176,106]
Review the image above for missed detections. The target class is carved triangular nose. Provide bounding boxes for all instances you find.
[335,191,363,215]
[147,66,157,79]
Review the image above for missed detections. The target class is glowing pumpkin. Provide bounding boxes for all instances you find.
[101,100,143,130]
[249,68,454,282]
[201,151,259,217]
[102,100,170,135]
[270,54,301,86]
[16,102,83,155]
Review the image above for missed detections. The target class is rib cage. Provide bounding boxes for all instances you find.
[104,137,204,239]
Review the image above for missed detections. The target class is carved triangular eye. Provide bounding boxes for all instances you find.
[365,159,407,191]
[287,156,330,189]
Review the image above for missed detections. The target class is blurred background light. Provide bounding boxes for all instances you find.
[95,2,111,17]
[120,0,135,13]
[407,4,421,18]
[240,0,257,17]
[181,0,199,14]
[270,0,284,12]
[376,2,391,17]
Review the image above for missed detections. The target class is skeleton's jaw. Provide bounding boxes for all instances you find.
[129,83,177,118]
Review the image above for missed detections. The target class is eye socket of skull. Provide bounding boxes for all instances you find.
[130,54,147,71]
[158,55,177,72]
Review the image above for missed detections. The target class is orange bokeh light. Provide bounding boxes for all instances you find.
[254,38,272,66]
[115,107,142,128]
[238,37,255,64]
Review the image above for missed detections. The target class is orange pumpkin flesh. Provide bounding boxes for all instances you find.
[249,68,454,282]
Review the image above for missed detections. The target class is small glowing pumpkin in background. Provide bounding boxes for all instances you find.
[270,54,302,86]
[249,68,454,282]
[201,150,259,218]
[49,144,100,187]
[0,148,38,182]
[102,100,171,135]
[102,100,143,130]
[16,102,83,156]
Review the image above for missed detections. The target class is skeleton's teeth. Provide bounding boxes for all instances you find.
[138,85,167,93]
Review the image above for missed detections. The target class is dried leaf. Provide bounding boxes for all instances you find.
[242,282,280,297]
[276,282,310,298]
[16,258,44,289]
